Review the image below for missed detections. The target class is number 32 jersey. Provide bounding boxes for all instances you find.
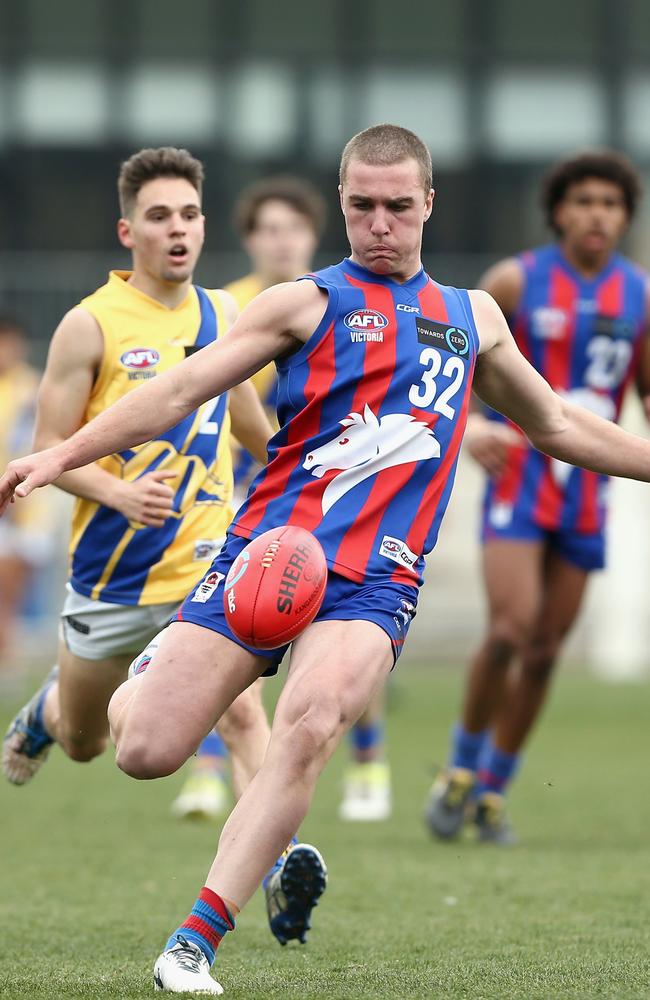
[233,257,478,586]
[485,245,648,535]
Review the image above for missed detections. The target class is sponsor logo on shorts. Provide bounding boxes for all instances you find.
[191,570,224,604]
[393,598,416,634]
[489,502,513,528]
[415,318,469,356]
[345,308,388,343]
[379,535,418,569]
[120,348,161,381]
[193,539,223,561]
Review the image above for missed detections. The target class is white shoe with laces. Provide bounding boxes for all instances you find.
[153,935,223,994]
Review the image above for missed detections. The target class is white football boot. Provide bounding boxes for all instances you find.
[153,935,223,994]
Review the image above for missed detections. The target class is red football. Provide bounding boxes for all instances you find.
[224,525,327,649]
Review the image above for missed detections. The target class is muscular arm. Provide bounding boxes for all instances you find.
[635,281,650,421]
[471,289,650,482]
[0,280,328,505]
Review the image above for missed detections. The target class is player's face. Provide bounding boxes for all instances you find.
[244,200,318,284]
[339,158,433,282]
[553,178,629,260]
[119,177,205,284]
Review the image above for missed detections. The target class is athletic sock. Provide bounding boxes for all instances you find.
[449,722,486,772]
[262,836,298,891]
[350,720,383,762]
[166,887,235,965]
[197,731,229,763]
[476,737,520,795]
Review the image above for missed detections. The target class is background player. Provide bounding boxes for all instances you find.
[6,125,650,995]
[0,315,57,673]
[2,147,273,799]
[174,176,391,824]
[172,176,326,821]
[426,150,650,844]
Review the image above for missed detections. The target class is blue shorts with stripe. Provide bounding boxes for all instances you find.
[175,532,419,675]
[481,498,606,572]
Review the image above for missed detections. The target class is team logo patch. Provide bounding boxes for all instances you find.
[531,307,567,340]
[345,309,388,342]
[415,319,469,357]
[191,570,224,604]
[379,534,418,569]
[594,315,636,339]
[303,404,439,515]
[120,348,161,381]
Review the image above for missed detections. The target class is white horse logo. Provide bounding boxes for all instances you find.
[303,403,440,514]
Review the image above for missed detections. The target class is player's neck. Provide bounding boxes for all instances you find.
[127,270,193,309]
[558,242,613,280]
[349,251,422,284]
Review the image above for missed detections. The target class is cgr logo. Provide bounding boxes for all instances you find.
[120,348,161,370]
[396,303,420,313]
[344,309,389,331]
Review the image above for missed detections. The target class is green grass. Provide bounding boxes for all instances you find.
[1,665,649,999]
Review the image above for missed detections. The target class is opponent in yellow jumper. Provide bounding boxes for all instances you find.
[3,147,272,792]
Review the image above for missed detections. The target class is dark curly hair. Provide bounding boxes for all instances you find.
[542,150,642,234]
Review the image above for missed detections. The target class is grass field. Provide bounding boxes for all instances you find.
[1,664,649,1000]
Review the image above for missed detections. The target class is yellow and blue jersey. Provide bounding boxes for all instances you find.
[69,270,234,605]
[225,273,278,484]
[0,362,54,534]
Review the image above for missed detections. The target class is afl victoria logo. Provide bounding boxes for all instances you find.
[344,309,389,331]
[119,348,161,370]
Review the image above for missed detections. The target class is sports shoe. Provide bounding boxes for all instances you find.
[338,761,392,821]
[171,772,231,821]
[265,843,328,945]
[474,791,517,846]
[154,934,223,994]
[2,665,58,786]
[424,766,476,840]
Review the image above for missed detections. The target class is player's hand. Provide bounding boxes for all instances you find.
[111,470,178,528]
[464,416,523,478]
[0,449,67,516]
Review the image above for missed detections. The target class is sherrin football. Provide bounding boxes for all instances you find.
[224,525,327,649]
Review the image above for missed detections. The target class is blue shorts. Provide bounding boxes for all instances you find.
[481,502,605,572]
[176,533,419,675]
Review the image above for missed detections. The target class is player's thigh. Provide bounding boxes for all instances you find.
[483,539,545,632]
[274,619,394,746]
[120,621,268,761]
[536,549,591,641]
[57,638,132,742]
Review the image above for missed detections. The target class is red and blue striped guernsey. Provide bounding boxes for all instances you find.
[232,258,478,586]
[484,244,648,536]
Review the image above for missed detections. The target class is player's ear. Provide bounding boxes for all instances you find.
[338,184,345,214]
[117,217,134,250]
[423,188,435,222]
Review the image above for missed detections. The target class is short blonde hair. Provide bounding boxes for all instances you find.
[340,124,433,194]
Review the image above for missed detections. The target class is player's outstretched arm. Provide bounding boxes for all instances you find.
[0,281,327,511]
[471,289,650,483]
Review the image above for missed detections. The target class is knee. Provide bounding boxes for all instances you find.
[521,634,562,682]
[218,686,267,743]
[486,615,530,664]
[115,735,184,780]
[281,694,343,771]
[60,734,107,763]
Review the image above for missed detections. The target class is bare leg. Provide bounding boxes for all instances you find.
[493,551,590,754]
[0,554,31,664]
[461,540,544,733]
[205,619,393,909]
[216,679,270,799]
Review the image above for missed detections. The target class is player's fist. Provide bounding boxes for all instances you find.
[464,414,523,479]
[0,449,67,515]
[112,469,177,528]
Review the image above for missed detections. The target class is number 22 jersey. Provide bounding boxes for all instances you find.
[233,257,478,586]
